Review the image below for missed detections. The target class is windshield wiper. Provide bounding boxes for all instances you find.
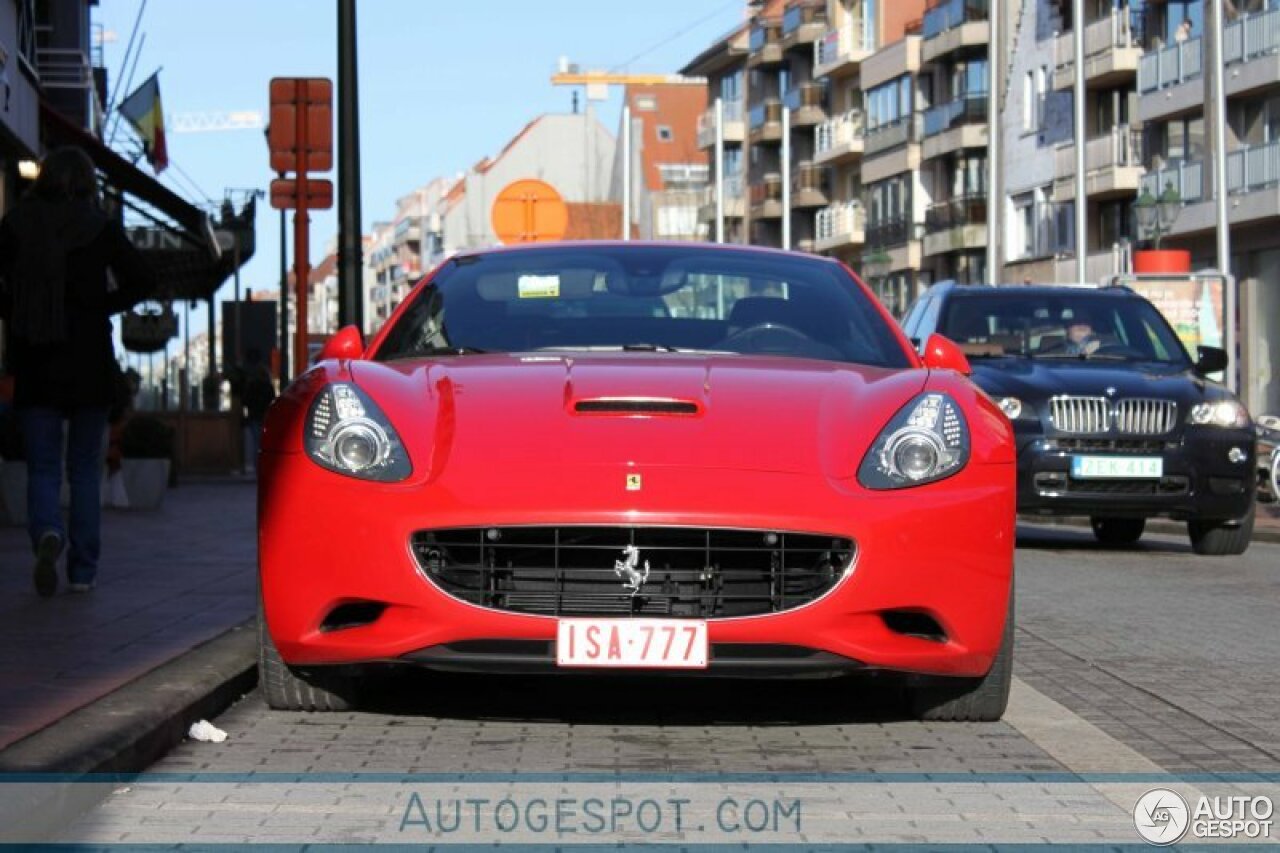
[404,345,490,357]
[621,342,682,352]
[530,344,685,353]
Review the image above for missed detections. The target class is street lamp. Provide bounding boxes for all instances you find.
[1133,181,1182,250]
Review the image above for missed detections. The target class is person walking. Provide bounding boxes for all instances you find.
[238,347,276,474]
[0,147,156,596]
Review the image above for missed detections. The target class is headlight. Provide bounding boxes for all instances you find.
[859,392,970,490]
[1188,399,1250,429]
[996,397,1024,420]
[305,383,411,481]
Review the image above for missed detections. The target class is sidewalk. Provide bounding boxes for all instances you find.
[0,481,257,751]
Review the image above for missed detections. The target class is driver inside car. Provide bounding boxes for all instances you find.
[1063,310,1103,356]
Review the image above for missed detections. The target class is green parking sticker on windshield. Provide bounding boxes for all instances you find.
[518,275,560,299]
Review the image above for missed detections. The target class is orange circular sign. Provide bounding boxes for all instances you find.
[491,179,569,244]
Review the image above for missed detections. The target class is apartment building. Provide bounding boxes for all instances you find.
[1135,0,1280,415]
[612,84,711,241]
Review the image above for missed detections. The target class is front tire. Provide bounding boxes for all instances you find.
[259,604,359,711]
[906,586,1014,723]
[1090,516,1145,546]
[1188,506,1254,557]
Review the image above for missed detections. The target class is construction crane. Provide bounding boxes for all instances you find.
[167,111,265,134]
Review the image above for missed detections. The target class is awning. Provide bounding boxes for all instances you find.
[39,100,216,252]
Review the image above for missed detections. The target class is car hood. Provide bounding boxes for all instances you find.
[968,357,1213,405]
[351,354,929,479]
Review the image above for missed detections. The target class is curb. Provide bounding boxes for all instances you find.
[0,619,258,841]
[1020,512,1280,546]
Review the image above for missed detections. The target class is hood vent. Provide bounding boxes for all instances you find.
[573,398,700,416]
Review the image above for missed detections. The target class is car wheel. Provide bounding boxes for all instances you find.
[1187,506,1255,557]
[1090,516,1146,546]
[906,585,1014,723]
[259,603,359,711]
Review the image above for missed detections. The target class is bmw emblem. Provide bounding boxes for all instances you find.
[1106,387,1117,396]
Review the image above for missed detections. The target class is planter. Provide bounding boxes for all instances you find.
[121,459,171,511]
[1133,249,1191,275]
[0,461,26,527]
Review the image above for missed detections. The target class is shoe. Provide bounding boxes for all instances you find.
[67,581,96,593]
[33,532,63,598]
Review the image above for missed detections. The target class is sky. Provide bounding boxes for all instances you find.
[95,0,744,354]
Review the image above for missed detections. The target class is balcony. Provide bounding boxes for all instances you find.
[814,201,866,252]
[1137,38,1202,121]
[1222,8,1280,98]
[750,174,785,219]
[1052,6,1142,90]
[783,80,828,127]
[866,219,926,271]
[792,162,830,208]
[863,116,924,184]
[748,99,784,144]
[923,194,988,256]
[697,173,746,223]
[813,22,875,78]
[781,1,826,51]
[696,99,745,150]
[1140,142,1280,238]
[815,110,865,166]
[1228,140,1280,194]
[748,20,784,67]
[1053,125,1144,201]
[921,0,989,64]
[921,94,987,159]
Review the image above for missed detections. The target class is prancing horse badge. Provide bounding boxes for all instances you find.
[625,473,642,491]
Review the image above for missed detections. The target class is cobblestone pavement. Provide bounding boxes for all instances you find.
[41,527,1280,845]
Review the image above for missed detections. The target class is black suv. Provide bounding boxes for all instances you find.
[903,282,1255,555]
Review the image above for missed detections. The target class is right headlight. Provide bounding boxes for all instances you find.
[1188,399,1250,429]
[859,392,970,490]
[304,382,412,481]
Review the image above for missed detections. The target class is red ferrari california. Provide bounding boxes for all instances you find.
[258,243,1016,720]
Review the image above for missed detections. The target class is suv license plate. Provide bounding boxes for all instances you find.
[556,619,708,669]
[1071,455,1163,479]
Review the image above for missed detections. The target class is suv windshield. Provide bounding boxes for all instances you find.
[938,291,1192,366]
[374,245,911,368]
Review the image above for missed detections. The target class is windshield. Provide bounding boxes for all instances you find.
[374,245,912,369]
[938,291,1193,366]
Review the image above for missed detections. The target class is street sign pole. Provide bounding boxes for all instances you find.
[337,0,364,333]
[293,78,311,375]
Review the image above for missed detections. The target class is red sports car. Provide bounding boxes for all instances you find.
[259,243,1016,720]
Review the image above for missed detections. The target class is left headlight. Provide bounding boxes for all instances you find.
[305,382,412,481]
[1188,399,1250,429]
[859,392,970,490]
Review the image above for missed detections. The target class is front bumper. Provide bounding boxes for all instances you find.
[1013,427,1256,521]
[259,453,1015,679]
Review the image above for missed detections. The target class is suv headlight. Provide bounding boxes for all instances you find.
[305,383,411,481]
[859,392,970,490]
[997,397,1025,420]
[1188,399,1250,429]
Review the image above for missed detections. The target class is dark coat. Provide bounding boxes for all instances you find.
[0,200,155,409]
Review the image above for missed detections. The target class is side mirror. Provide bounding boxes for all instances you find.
[318,325,365,362]
[921,333,972,376]
[1195,345,1228,376]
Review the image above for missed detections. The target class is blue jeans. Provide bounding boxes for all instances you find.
[21,407,108,584]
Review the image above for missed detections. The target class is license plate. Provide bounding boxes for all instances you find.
[1070,455,1164,479]
[556,619,708,669]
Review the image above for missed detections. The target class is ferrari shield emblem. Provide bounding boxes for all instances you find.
[625,473,642,491]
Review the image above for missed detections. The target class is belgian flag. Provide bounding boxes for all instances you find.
[118,72,169,173]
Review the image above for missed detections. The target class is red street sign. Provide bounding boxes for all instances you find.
[270,177,333,211]
[268,77,333,174]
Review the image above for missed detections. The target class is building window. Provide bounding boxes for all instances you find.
[656,125,674,142]
[867,75,912,132]
[635,95,658,111]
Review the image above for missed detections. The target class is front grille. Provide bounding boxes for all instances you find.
[1050,396,1110,434]
[412,526,854,619]
[1051,438,1176,452]
[1050,396,1179,435]
[1063,475,1190,496]
[1114,399,1177,435]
